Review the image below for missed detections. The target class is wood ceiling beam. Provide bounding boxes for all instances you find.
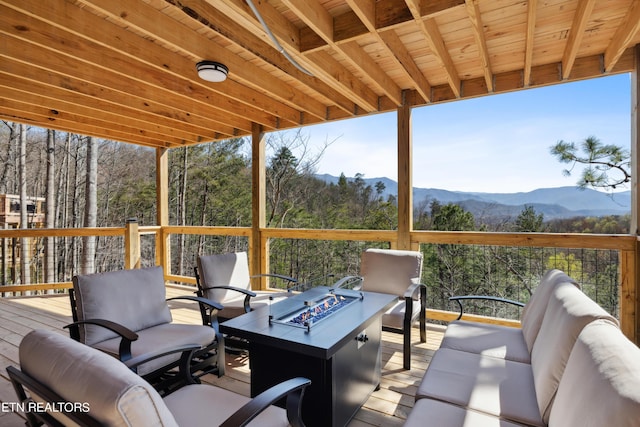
[0,27,241,138]
[523,0,538,86]
[0,0,271,133]
[347,0,428,103]
[465,0,493,92]
[280,0,400,109]
[604,0,640,72]
[171,0,359,118]
[405,0,461,97]
[2,84,202,145]
[74,0,328,122]
[561,0,596,80]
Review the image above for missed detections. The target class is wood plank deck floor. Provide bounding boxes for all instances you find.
[0,287,444,426]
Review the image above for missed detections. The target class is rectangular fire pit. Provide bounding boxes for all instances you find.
[269,288,362,330]
[220,286,396,427]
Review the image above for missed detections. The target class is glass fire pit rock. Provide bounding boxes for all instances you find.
[269,288,364,332]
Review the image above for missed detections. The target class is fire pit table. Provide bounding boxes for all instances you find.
[220,286,397,427]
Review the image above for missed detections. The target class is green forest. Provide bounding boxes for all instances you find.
[0,123,625,319]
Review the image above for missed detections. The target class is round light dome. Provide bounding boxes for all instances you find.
[196,61,229,82]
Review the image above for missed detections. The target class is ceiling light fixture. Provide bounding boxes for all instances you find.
[196,61,229,82]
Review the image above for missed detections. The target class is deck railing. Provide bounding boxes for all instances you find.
[0,224,637,343]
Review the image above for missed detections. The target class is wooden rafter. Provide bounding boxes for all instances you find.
[604,0,640,72]
[562,0,596,79]
[465,0,493,92]
[405,0,461,97]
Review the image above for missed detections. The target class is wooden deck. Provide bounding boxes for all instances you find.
[0,287,444,426]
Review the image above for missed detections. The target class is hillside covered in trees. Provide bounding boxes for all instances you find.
[1,123,624,318]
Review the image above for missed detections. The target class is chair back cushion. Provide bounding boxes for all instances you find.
[521,269,579,352]
[530,281,619,423]
[73,266,172,345]
[360,248,423,296]
[197,252,251,302]
[19,329,178,427]
[549,319,640,427]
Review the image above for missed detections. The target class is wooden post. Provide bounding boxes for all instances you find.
[156,148,170,275]
[251,123,267,290]
[125,218,140,269]
[397,102,416,250]
[630,44,640,343]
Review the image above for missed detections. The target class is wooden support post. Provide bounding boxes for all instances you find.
[156,148,170,276]
[251,123,268,290]
[397,102,416,250]
[125,218,140,269]
[630,44,640,343]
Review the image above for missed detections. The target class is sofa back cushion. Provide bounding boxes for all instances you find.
[19,329,178,427]
[521,269,579,353]
[530,281,619,423]
[197,252,251,302]
[360,248,423,296]
[549,319,640,427]
[73,266,172,345]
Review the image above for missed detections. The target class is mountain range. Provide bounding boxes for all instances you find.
[315,174,630,220]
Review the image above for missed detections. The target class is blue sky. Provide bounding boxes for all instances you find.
[287,73,632,194]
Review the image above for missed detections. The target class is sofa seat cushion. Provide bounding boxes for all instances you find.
[416,348,543,426]
[439,320,530,363]
[405,398,532,427]
[20,330,177,427]
[549,319,640,427]
[94,323,217,376]
[530,281,619,423]
[164,382,289,427]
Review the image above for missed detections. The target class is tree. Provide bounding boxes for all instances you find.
[45,129,56,291]
[550,136,630,190]
[81,137,98,275]
[515,205,544,232]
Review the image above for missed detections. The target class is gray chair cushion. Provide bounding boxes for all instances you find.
[73,266,172,345]
[360,248,423,296]
[549,319,640,427]
[164,382,289,427]
[531,280,619,424]
[197,252,252,303]
[416,348,544,426]
[93,323,217,377]
[19,329,177,427]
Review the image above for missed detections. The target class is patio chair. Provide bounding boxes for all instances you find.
[332,248,426,370]
[195,251,298,322]
[65,266,226,395]
[7,329,310,427]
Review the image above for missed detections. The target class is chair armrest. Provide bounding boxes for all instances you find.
[449,295,525,320]
[167,295,224,311]
[63,319,138,361]
[251,273,298,285]
[404,282,427,299]
[201,285,257,298]
[331,275,362,290]
[219,377,311,427]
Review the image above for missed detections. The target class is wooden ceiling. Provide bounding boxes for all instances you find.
[1,0,639,149]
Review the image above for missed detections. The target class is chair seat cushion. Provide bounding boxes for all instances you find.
[217,291,291,319]
[406,398,531,427]
[164,383,289,427]
[439,320,530,363]
[416,348,544,426]
[94,323,217,376]
[381,297,420,330]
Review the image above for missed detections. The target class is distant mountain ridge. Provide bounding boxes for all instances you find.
[315,174,630,220]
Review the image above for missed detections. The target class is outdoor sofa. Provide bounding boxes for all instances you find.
[404,269,640,426]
